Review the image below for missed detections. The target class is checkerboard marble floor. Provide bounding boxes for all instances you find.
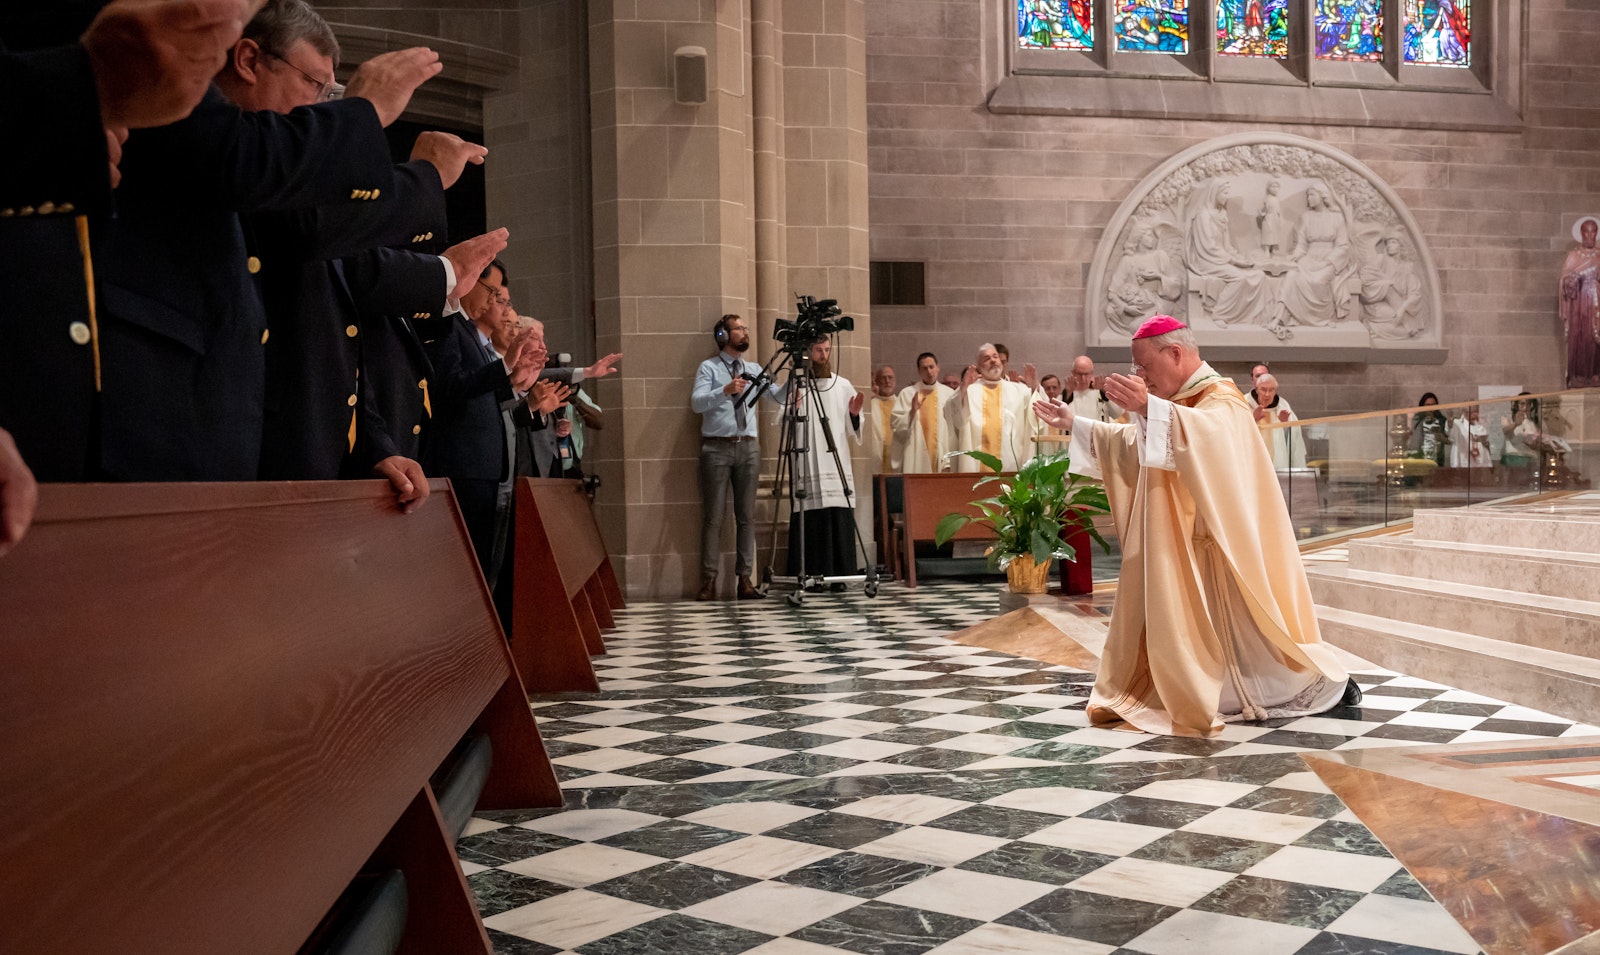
[466,581,1594,954]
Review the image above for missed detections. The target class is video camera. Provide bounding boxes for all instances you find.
[773,294,855,356]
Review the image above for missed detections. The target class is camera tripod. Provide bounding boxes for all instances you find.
[744,347,879,607]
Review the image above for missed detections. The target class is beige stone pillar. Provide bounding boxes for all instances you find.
[589,0,870,599]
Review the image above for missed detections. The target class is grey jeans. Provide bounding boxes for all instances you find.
[700,438,760,578]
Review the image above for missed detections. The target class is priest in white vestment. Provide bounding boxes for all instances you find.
[863,365,903,474]
[1252,374,1307,468]
[1034,316,1357,737]
[785,338,864,585]
[892,352,956,473]
[948,343,1039,473]
[1062,355,1125,426]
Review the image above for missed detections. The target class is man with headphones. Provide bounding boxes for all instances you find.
[690,313,772,600]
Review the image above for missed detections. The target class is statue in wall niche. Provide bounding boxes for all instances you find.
[1184,179,1274,328]
[1559,215,1600,389]
[1267,183,1360,339]
[1105,223,1183,332]
[1359,234,1425,339]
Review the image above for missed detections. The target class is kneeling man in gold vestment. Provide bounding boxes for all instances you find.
[1034,316,1358,737]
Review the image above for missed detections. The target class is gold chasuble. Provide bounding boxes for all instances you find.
[865,396,901,474]
[951,379,1036,473]
[1067,364,1346,737]
[892,383,956,473]
[980,384,1003,465]
[879,401,894,471]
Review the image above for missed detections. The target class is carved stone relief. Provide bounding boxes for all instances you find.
[1087,134,1442,356]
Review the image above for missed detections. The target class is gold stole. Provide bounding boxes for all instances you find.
[918,388,940,461]
[877,400,894,471]
[980,383,1002,470]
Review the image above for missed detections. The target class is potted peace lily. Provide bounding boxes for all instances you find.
[933,449,1111,594]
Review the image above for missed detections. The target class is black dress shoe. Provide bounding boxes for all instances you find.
[1338,677,1363,707]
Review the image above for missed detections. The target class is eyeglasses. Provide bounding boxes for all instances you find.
[1128,363,1147,377]
[476,280,510,308]
[263,49,344,102]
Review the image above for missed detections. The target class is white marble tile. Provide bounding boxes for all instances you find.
[1127,778,1261,807]
[1355,694,1427,712]
[560,709,658,726]
[1243,845,1400,892]
[462,817,507,836]
[1389,711,1484,730]
[459,859,488,876]
[683,742,796,767]
[1069,856,1233,907]
[820,760,929,777]
[673,722,780,743]
[550,748,664,772]
[1275,716,1378,737]
[1020,816,1171,856]
[680,881,859,935]
[679,835,840,879]
[855,826,1010,866]
[959,756,1068,771]
[482,889,663,949]
[741,937,851,955]
[785,701,878,718]
[1088,748,1195,764]
[552,727,662,748]
[518,808,668,841]
[927,732,1031,755]
[1017,709,1092,728]
[999,692,1085,709]
[930,923,1114,955]
[688,767,803,783]
[500,844,663,888]
[1052,727,1152,749]
[803,717,902,738]
[1178,807,1324,845]
[1124,908,1318,955]
[804,738,919,761]
[982,786,1120,816]
[679,801,823,834]
[1493,704,1572,724]
[1325,893,1482,954]
[877,868,1055,922]
[562,772,660,788]
[908,713,1012,732]
[834,793,974,825]
[862,669,942,681]
[897,697,988,714]
[1266,771,1334,794]
[1449,730,1547,745]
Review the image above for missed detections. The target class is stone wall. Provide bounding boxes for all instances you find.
[865,0,1600,417]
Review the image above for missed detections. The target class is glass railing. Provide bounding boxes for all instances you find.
[1261,388,1600,543]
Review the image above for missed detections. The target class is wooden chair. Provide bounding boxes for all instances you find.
[0,480,561,955]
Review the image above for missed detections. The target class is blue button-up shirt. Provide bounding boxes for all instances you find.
[692,351,766,438]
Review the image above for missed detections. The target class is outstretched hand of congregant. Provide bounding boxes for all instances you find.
[0,428,38,559]
[584,353,623,379]
[372,455,429,513]
[345,47,443,127]
[411,131,487,190]
[1031,397,1071,431]
[529,381,572,416]
[1022,362,1040,392]
[443,228,509,301]
[1103,373,1149,418]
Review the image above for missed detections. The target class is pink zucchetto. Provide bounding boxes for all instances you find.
[1132,315,1186,340]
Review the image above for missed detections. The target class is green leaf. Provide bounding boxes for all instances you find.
[933,512,971,546]
[961,449,1005,473]
[1030,529,1055,566]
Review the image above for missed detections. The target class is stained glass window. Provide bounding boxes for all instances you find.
[1018,0,1094,51]
[1114,0,1189,54]
[1404,0,1470,66]
[1315,0,1382,61]
[1217,0,1289,57]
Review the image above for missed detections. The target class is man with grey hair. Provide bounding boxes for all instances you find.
[1034,315,1356,737]
[949,342,1038,472]
[863,364,901,474]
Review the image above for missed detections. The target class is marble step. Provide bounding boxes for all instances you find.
[1346,535,1600,602]
[1316,606,1600,727]
[1306,565,1600,661]
[1413,506,1600,555]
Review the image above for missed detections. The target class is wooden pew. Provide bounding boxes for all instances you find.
[0,480,562,955]
[510,478,624,693]
[900,472,1000,588]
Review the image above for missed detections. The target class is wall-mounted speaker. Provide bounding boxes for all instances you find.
[674,46,708,105]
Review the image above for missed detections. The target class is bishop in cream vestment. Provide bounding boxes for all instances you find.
[1038,318,1350,737]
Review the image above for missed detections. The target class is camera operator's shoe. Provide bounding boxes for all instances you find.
[737,576,766,600]
[696,577,717,601]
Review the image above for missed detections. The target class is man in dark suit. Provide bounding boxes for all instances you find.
[0,0,252,488]
[85,4,442,482]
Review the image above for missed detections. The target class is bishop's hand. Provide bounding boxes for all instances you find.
[1103,373,1148,417]
[1031,397,1071,430]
